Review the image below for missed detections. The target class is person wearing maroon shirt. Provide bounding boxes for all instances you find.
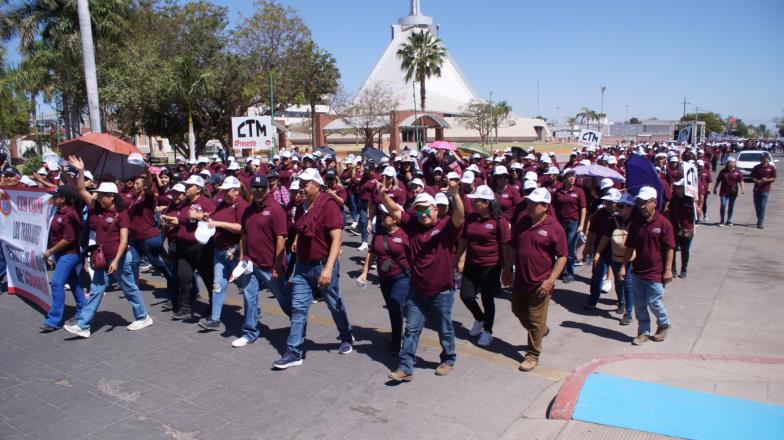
[64,156,152,338]
[273,168,354,369]
[197,176,249,332]
[324,169,347,208]
[159,184,188,309]
[163,175,216,320]
[382,178,465,382]
[665,156,683,185]
[119,177,136,207]
[40,186,86,331]
[459,171,476,216]
[356,167,377,250]
[553,169,586,283]
[696,159,712,223]
[667,180,695,278]
[619,186,674,345]
[340,159,359,228]
[502,188,567,372]
[751,154,776,229]
[357,202,411,355]
[229,175,289,348]
[456,185,510,348]
[585,189,620,309]
[127,169,173,292]
[490,165,523,222]
[712,157,745,226]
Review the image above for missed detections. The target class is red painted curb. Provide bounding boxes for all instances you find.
[549,353,784,420]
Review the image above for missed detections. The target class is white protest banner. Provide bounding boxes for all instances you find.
[0,187,55,311]
[682,161,699,199]
[578,129,602,149]
[677,125,692,143]
[231,116,274,152]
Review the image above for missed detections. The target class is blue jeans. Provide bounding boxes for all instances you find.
[76,253,148,330]
[129,235,173,287]
[210,248,239,321]
[398,288,456,375]
[753,191,769,227]
[358,199,369,243]
[285,261,352,358]
[348,193,360,224]
[562,221,578,279]
[588,253,610,306]
[43,253,86,328]
[379,274,410,347]
[609,260,634,316]
[236,266,289,342]
[719,194,737,224]
[630,274,669,336]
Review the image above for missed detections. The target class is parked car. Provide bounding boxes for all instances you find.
[735,150,777,180]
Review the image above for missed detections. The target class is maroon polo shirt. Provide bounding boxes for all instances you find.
[510,214,568,294]
[494,184,523,221]
[460,193,474,216]
[659,175,672,202]
[401,211,460,297]
[211,196,249,249]
[242,198,287,269]
[588,206,613,252]
[120,188,137,208]
[126,191,160,241]
[373,186,407,206]
[294,192,343,263]
[751,164,776,193]
[89,206,130,260]
[553,186,586,223]
[176,195,216,246]
[163,201,183,241]
[625,212,675,283]
[698,168,712,196]
[370,227,410,278]
[359,176,377,202]
[326,184,348,207]
[462,213,511,267]
[667,195,695,234]
[49,206,81,254]
[716,168,743,197]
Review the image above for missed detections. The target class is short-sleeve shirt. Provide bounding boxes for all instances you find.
[176,195,216,246]
[751,164,776,193]
[494,184,523,221]
[462,213,511,267]
[359,176,377,202]
[588,207,613,253]
[326,184,348,207]
[716,168,743,197]
[401,212,460,297]
[510,214,568,293]
[625,212,676,282]
[89,206,130,260]
[242,198,287,269]
[667,195,695,234]
[126,191,160,241]
[698,168,712,196]
[49,206,81,255]
[211,196,249,249]
[294,192,344,263]
[370,227,410,278]
[553,186,586,223]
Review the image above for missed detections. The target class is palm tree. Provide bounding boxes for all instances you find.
[396,30,446,113]
[576,107,604,130]
[174,56,214,162]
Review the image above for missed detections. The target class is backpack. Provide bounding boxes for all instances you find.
[610,217,634,263]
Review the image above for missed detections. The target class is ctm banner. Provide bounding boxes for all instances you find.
[0,187,55,311]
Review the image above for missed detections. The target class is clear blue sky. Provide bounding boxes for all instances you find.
[211,0,783,126]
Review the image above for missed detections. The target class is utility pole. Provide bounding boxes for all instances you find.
[412,80,419,148]
[489,90,493,147]
[77,0,101,133]
[681,97,691,119]
[600,84,606,133]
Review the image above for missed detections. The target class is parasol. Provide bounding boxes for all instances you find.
[572,164,626,182]
[58,132,145,181]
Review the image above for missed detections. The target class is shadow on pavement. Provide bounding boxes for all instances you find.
[560,320,630,343]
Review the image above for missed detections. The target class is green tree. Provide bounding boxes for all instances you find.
[629,117,641,124]
[459,99,515,145]
[576,107,604,130]
[174,56,214,162]
[296,41,340,146]
[397,30,446,112]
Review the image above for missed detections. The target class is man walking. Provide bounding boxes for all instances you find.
[619,186,675,345]
[751,154,776,229]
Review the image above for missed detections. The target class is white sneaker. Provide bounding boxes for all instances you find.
[64,323,90,338]
[232,336,252,348]
[477,331,493,347]
[350,222,358,230]
[357,242,369,252]
[601,278,613,293]
[127,315,153,331]
[468,320,484,337]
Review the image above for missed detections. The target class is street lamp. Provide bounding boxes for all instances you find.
[600,84,606,133]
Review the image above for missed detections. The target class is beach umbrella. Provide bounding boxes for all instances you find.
[59,132,145,181]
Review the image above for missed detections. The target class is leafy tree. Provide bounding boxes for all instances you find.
[396,30,446,112]
[629,117,641,124]
[295,41,340,146]
[174,56,214,161]
[459,100,515,145]
[0,50,33,139]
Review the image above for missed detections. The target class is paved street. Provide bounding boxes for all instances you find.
[0,160,782,439]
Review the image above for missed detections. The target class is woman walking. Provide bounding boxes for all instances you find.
[553,169,587,283]
[668,180,696,278]
[712,157,744,226]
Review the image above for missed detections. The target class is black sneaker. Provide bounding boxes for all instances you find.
[614,304,625,315]
[678,271,687,279]
[171,310,191,320]
[39,324,59,332]
[620,314,632,326]
[198,318,222,331]
[272,351,303,369]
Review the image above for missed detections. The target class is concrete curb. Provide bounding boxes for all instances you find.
[549,353,784,420]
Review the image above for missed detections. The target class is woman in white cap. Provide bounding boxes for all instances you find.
[456,185,510,347]
[490,165,522,222]
[553,168,587,283]
[357,202,411,354]
[712,157,744,226]
[63,156,153,338]
[585,188,620,310]
[198,176,250,331]
[667,180,695,278]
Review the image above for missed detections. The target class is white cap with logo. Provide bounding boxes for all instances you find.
[525,187,551,204]
[635,186,657,201]
[298,168,324,186]
[467,185,495,201]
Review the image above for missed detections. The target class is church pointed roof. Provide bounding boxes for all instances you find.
[355,1,480,114]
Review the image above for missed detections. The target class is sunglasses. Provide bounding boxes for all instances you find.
[415,207,432,217]
[252,187,269,192]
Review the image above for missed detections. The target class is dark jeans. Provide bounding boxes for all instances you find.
[609,260,633,316]
[176,241,214,316]
[753,191,769,227]
[459,265,501,332]
[358,199,369,243]
[379,274,410,348]
[561,221,579,279]
[719,194,737,224]
[588,253,610,306]
[673,234,693,273]
[130,235,174,289]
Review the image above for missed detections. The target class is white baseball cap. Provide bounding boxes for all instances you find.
[540,155,552,164]
[635,186,657,201]
[280,151,291,158]
[412,192,436,208]
[434,192,449,206]
[524,154,536,161]
[471,153,481,159]
[289,179,300,191]
[298,168,324,186]
[94,182,119,194]
[524,171,538,181]
[510,162,523,170]
[433,166,444,174]
[697,159,705,166]
[668,155,679,163]
[545,167,560,175]
[525,187,551,204]
[219,176,241,190]
[20,176,37,187]
[601,188,621,202]
[607,156,618,165]
[447,171,460,180]
[227,162,240,170]
[198,169,211,177]
[169,183,186,193]
[382,166,397,177]
[183,175,205,188]
[83,170,94,181]
[580,159,591,166]
[467,164,480,173]
[460,171,475,184]
[409,178,424,188]
[467,185,494,201]
[494,165,508,175]
[673,178,685,186]
[600,178,614,190]
[523,180,538,190]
